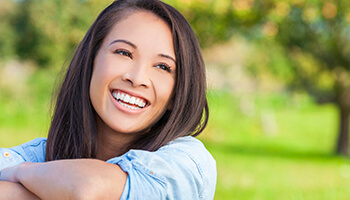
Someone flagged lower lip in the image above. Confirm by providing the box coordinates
[109,92,147,114]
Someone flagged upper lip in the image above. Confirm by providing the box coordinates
[110,89,150,105]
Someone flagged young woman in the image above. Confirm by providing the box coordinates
[0,0,216,199]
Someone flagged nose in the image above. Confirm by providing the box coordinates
[122,64,150,88]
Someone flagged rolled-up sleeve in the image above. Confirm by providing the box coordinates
[0,138,46,171]
[106,136,217,200]
[0,148,25,171]
[112,153,167,199]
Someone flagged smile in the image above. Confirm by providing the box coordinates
[112,90,148,110]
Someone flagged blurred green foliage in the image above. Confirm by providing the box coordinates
[170,0,350,154]
[1,77,350,199]
[1,0,350,199]
[201,91,350,199]
[0,0,110,67]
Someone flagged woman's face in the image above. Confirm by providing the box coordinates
[90,11,176,137]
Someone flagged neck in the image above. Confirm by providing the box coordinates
[96,135,128,161]
[95,118,136,161]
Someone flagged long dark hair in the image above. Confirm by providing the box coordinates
[46,0,209,161]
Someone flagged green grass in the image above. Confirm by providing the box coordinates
[199,91,350,200]
[0,69,54,146]
[1,70,350,199]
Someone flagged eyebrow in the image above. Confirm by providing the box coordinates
[159,54,176,64]
[109,39,137,49]
[109,39,176,63]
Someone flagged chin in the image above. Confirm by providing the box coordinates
[111,125,142,135]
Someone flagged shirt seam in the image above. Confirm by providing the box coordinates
[159,147,205,199]
[117,157,168,198]
[11,138,46,162]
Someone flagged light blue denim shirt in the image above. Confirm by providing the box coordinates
[0,136,216,199]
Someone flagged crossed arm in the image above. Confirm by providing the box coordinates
[0,159,127,200]
[0,181,40,200]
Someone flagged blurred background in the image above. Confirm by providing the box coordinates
[0,0,350,199]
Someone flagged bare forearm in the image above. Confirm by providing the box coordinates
[0,181,40,200]
[15,159,127,200]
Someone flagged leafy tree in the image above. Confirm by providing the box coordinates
[0,0,18,61]
[257,1,350,155]
[4,0,110,68]
[172,0,350,155]
[2,0,349,154]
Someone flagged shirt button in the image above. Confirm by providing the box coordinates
[3,152,11,158]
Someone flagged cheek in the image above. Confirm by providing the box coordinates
[154,75,176,103]
[90,58,116,92]
[90,62,110,107]
[90,69,105,99]
[89,71,102,112]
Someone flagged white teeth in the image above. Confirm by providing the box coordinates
[130,97,136,104]
[112,91,147,108]
[112,92,118,99]
[139,101,146,108]
[124,94,130,102]
[119,101,140,110]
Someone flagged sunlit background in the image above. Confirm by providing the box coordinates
[1,0,350,199]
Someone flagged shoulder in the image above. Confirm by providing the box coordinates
[160,136,215,166]
[107,136,217,200]
[0,138,46,171]
[160,136,217,199]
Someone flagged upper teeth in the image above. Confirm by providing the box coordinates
[112,91,147,108]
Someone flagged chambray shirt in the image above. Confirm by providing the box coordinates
[0,136,216,199]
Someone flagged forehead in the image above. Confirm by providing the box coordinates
[103,11,174,53]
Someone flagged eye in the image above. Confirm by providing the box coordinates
[114,49,133,59]
[155,63,172,73]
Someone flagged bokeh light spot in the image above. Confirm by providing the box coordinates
[263,22,279,37]
[303,6,318,22]
[275,2,291,17]
[232,0,255,11]
[322,2,337,19]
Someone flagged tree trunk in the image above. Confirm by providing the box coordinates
[335,104,350,155]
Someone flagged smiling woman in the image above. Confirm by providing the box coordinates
[0,0,216,199]
[90,11,177,158]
